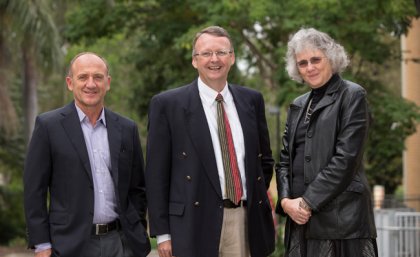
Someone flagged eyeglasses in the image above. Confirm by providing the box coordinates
[193,50,232,58]
[296,57,324,68]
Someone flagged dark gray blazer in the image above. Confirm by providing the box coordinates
[145,80,275,257]
[24,102,151,257]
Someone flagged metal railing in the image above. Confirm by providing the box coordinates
[375,209,420,257]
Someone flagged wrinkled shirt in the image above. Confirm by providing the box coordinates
[76,104,118,224]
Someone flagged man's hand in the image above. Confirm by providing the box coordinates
[35,248,52,257]
[157,240,173,257]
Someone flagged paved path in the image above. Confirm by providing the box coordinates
[2,249,159,257]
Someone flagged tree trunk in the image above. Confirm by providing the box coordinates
[22,42,38,143]
[0,33,18,135]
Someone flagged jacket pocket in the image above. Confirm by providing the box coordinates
[169,202,185,216]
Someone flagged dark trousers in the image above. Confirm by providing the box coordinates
[285,221,378,257]
[81,230,134,257]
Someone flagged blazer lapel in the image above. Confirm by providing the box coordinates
[313,95,335,115]
[61,103,93,182]
[184,82,222,198]
[105,109,121,186]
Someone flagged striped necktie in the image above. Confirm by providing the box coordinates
[215,93,243,204]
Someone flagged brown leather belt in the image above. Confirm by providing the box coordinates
[92,220,120,235]
[223,199,247,208]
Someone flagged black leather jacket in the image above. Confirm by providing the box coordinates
[276,75,377,240]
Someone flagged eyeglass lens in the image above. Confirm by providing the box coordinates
[195,50,231,58]
[297,57,323,68]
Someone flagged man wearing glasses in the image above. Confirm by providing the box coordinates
[145,26,275,257]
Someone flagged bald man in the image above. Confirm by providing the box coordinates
[24,52,150,257]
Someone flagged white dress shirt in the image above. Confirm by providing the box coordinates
[157,77,247,245]
[197,77,247,200]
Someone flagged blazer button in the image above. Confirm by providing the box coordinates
[307,130,313,138]
[181,152,188,158]
[257,176,262,181]
[186,175,192,181]
[194,201,200,207]
[259,200,263,205]
[305,155,311,162]
[258,153,262,158]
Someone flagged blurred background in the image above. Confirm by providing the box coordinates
[0,0,419,256]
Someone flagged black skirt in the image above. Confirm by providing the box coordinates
[285,221,378,257]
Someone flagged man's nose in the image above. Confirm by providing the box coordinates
[210,52,219,61]
[86,76,96,86]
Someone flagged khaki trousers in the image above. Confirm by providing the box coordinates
[218,207,250,257]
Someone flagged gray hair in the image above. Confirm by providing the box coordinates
[285,28,349,83]
[192,26,234,56]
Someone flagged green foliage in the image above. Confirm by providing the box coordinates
[0,0,419,249]
[0,132,25,244]
[4,0,63,70]
[363,77,420,192]
[0,185,25,244]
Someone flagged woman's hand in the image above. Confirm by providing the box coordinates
[281,197,312,225]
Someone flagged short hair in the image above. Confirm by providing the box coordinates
[67,52,110,77]
[192,26,234,56]
[285,28,349,83]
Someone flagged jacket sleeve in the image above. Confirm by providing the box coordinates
[275,107,292,215]
[145,96,172,237]
[303,88,370,212]
[129,123,148,229]
[256,92,275,189]
[23,116,52,248]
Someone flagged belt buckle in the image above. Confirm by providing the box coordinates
[95,224,108,235]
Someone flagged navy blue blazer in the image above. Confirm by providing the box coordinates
[146,80,275,257]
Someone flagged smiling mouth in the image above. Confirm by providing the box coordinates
[209,66,221,70]
[84,91,97,95]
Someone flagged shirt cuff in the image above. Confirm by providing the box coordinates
[156,234,171,244]
[35,242,52,253]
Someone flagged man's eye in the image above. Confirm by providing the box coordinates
[216,51,228,57]
[201,52,212,57]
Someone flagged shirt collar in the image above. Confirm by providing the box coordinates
[75,103,107,127]
[197,77,232,106]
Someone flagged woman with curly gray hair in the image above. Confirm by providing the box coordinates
[276,28,378,257]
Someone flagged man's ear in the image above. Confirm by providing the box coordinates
[66,77,73,91]
[192,57,198,69]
